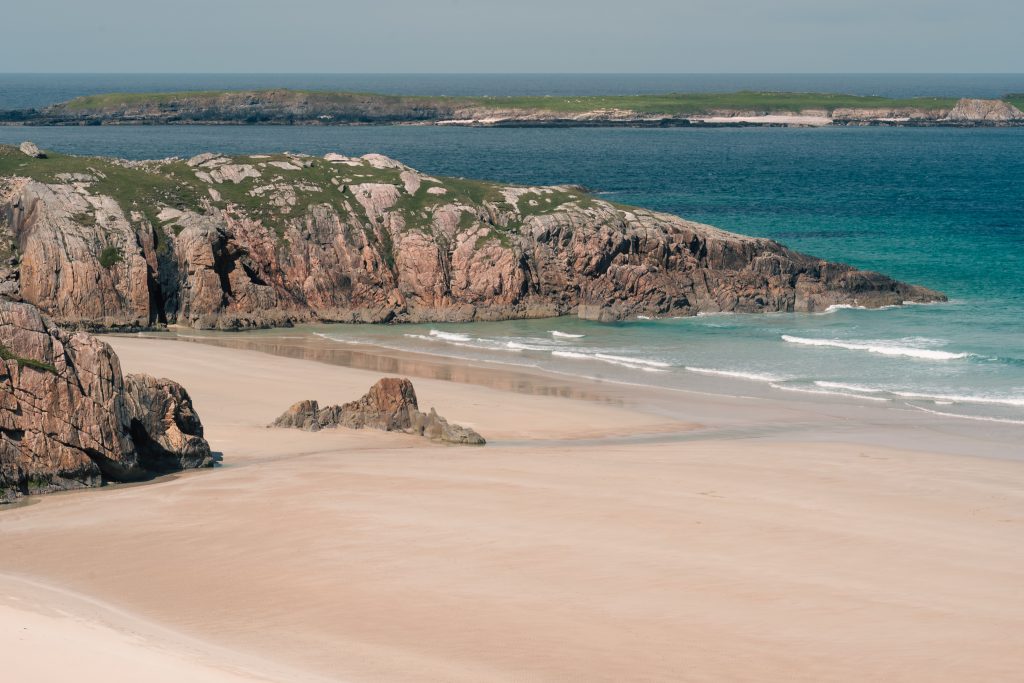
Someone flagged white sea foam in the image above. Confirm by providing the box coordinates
[823,304,867,313]
[312,332,361,344]
[769,383,890,402]
[552,351,589,360]
[685,367,783,383]
[428,330,472,342]
[504,340,549,351]
[813,381,886,394]
[552,350,668,372]
[781,335,970,361]
[549,330,585,339]
[893,390,1024,408]
[595,353,671,369]
[405,333,479,350]
[908,405,1024,426]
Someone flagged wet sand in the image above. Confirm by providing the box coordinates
[1,336,1022,681]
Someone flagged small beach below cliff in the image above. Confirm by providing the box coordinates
[1,335,1022,681]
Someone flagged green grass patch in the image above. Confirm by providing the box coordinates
[515,189,586,217]
[0,146,209,233]
[0,144,635,263]
[461,91,958,116]
[0,343,58,374]
[49,89,965,119]
[61,90,234,111]
[458,211,477,230]
[474,229,512,250]
[98,245,122,268]
[72,211,97,227]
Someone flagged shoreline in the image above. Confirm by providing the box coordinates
[129,327,1024,461]
[3,88,1022,128]
[4,118,1024,129]
[1,335,1022,680]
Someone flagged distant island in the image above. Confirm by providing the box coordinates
[2,89,1023,127]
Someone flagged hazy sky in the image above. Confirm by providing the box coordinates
[5,0,1022,73]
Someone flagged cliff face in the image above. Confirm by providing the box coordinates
[0,299,212,502]
[0,146,944,330]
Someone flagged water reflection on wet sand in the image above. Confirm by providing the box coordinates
[154,331,629,407]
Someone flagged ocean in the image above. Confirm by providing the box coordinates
[1,74,1022,425]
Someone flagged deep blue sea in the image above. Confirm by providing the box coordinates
[1,75,1022,425]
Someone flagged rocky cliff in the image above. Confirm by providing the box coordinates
[0,145,944,330]
[0,299,212,502]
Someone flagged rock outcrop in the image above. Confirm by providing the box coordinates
[123,373,212,472]
[943,98,1024,123]
[270,399,344,432]
[271,377,485,445]
[0,300,212,503]
[0,146,945,330]
[19,141,45,159]
[338,377,421,431]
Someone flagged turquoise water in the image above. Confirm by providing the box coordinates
[1,112,1022,424]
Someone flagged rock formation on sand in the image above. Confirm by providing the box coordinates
[0,299,212,503]
[943,98,1024,123]
[271,377,485,445]
[0,145,945,330]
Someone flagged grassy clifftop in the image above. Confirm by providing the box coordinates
[7,89,1024,126]
[52,89,959,116]
[0,144,599,245]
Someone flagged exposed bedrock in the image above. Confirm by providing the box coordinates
[943,98,1024,122]
[271,377,486,445]
[0,299,212,503]
[0,147,945,330]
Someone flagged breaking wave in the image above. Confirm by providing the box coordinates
[781,335,970,361]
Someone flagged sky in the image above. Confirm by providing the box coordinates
[3,0,1023,73]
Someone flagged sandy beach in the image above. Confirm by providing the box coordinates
[1,335,1022,681]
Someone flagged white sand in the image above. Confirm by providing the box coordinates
[690,115,833,126]
[1,337,1022,681]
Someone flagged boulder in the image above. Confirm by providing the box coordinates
[269,377,485,445]
[123,373,213,472]
[0,300,212,503]
[409,407,486,445]
[269,399,344,432]
[340,377,419,431]
[271,399,323,431]
[19,141,45,159]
